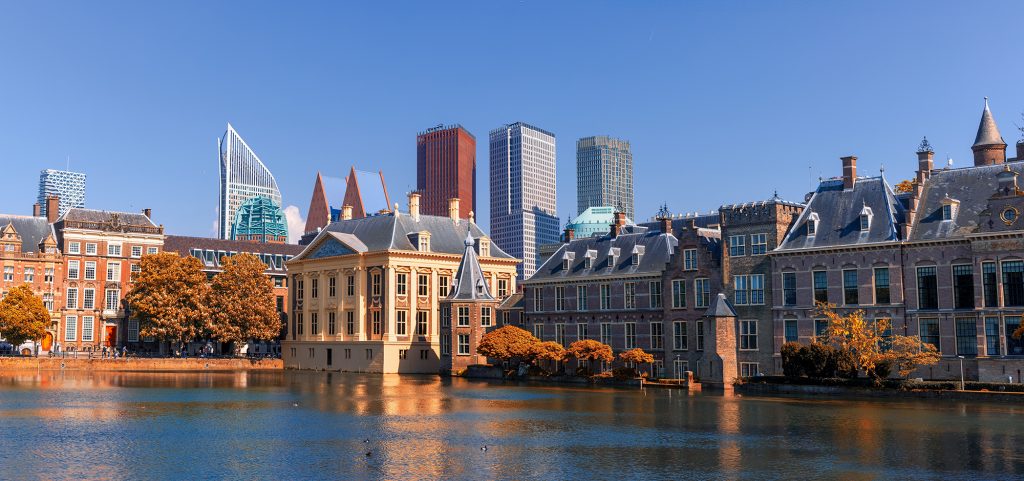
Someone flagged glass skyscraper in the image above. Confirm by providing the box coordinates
[218,123,284,242]
[489,122,559,280]
[576,136,634,219]
[37,169,86,218]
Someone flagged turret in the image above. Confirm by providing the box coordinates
[972,97,1007,166]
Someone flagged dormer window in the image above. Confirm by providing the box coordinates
[859,206,873,232]
[607,247,620,268]
[584,257,592,269]
[561,251,575,271]
[631,253,639,265]
[562,259,570,270]
[806,212,819,236]
[941,205,952,221]
[940,195,959,221]
[631,245,645,266]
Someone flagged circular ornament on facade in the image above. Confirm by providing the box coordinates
[1001,206,1020,225]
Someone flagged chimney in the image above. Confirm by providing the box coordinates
[1016,140,1024,162]
[32,203,41,217]
[142,208,152,219]
[45,195,59,223]
[448,198,460,224]
[610,210,627,237]
[341,205,353,220]
[408,193,420,221]
[916,137,934,184]
[659,217,673,236]
[563,225,575,242]
[997,165,1020,195]
[841,156,857,190]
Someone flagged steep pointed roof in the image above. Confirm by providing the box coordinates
[341,166,392,219]
[974,97,1006,147]
[304,172,331,234]
[704,293,737,318]
[448,232,495,301]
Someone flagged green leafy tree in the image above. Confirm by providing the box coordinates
[208,253,281,354]
[0,285,49,354]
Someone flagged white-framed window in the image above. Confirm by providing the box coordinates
[498,279,508,298]
[81,316,94,342]
[68,260,80,280]
[650,281,662,308]
[66,288,78,309]
[418,274,429,297]
[696,321,705,351]
[533,324,544,340]
[85,243,97,255]
[600,323,612,346]
[396,273,407,296]
[625,322,636,349]
[751,234,768,255]
[131,246,143,258]
[683,249,698,270]
[128,319,139,342]
[631,253,640,266]
[740,362,760,378]
[533,288,544,312]
[440,334,451,356]
[347,275,355,296]
[733,274,764,306]
[68,242,81,254]
[107,262,121,282]
[650,322,663,350]
[555,286,566,311]
[438,276,449,298]
[674,359,689,378]
[371,272,381,297]
[728,235,745,257]
[734,275,749,305]
[2,266,13,282]
[130,264,141,282]
[44,268,54,283]
[600,284,611,310]
[396,310,407,336]
[82,288,95,309]
[23,268,34,282]
[416,311,428,335]
[695,278,710,308]
[311,278,319,299]
[673,321,687,350]
[740,320,758,350]
[576,285,587,311]
[310,312,319,335]
[457,334,470,355]
[146,247,158,255]
[672,280,686,308]
[64,316,77,341]
[457,306,470,327]
[106,243,121,257]
[577,322,588,340]
[84,261,96,280]
[751,274,764,305]
[481,307,492,327]
[43,293,54,311]
[555,323,566,346]
[624,282,636,309]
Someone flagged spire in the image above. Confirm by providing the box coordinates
[447,231,494,301]
[974,97,1006,148]
[304,171,331,234]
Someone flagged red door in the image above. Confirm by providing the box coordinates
[105,326,117,347]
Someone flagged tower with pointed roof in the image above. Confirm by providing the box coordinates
[439,232,500,374]
[304,172,331,235]
[972,97,1007,167]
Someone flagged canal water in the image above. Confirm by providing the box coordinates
[0,371,1021,480]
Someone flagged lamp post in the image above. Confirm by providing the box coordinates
[957,355,965,391]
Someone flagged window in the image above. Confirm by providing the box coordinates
[127,319,139,342]
[696,321,704,351]
[438,276,449,297]
[952,265,974,309]
[740,320,758,350]
[66,288,77,309]
[671,280,686,308]
[740,362,760,378]
[44,268,53,283]
[498,279,508,298]
[130,264,140,282]
[23,268,34,282]
[955,318,977,356]
[68,260,79,280]
[555,286,566,311]
[941,204,952,221]
[695,278,710,308]
[81,317,94,342]
[576,285,587,311]
[577,322,588,340]
[809,270,827,304]
[651,322,663,350]
[64,316,77,341]
[751,274,764,305]
[870,267,890,305]
[917,266,938,309]
[983,262,998,307]
[417,311,428,334]
[555,323,566,346]
[457,306,470,327]
[2,266,12,282]
[296,279,304,300]
[440,335,451,356]
[83,288,95,309]
[584,256,593,270]
[502,311,510,325]
[734,275,749,305]
[843,269,858,305]
[105,289,120,310]
[345,348,352,359]
[441,307,450,328]
[85,243,97,255]
[347,275,355,296]
[372,310,381,335]
[418,274,429,297]
[346,311,354,335]
[1007,318,1024,355]
[533,288,544,312]
[751,234,767,255]
[146,247,158,255]
[533,324,544,340]
[860,214,870,231]
[68,242,81,254]
[683,249,698,270]
[807,218,817,236]
[919,318,939,350]
[371,272,381,297]
[457,334,470,355]
[399,349,408,360]
[396,311,407,336]
[311,278,319,299]
[328,312,336,335]
[481,307,492,327]
[785,319,798,343]
[107,262,120,282]
[782,272,796,306]
[814,319,828,340]
[600,284,611,310]
[600,323,612,346]
[631,253,640,266]
[728,235,745,257]
[562,258,571,271]
[329,276,337,297]
[43,293,54,311]
[131,246,142,258]
[1002,260,1024,307]
[674,359,689,378]
[624,282,636,309]
[296,313,304,335]
[985,317,1001,356]
[673,321,687,350]
[396,273,407,296]
[650,281,662,308]
[625,322,636,349]
[107,243,121,257]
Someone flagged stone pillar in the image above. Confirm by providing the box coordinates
[385,266,396,341]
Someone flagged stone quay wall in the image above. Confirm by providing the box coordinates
[0,357,283,371]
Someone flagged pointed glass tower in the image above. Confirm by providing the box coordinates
[218,123,283,240]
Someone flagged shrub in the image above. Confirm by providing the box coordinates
[834,348,859,379]
[780,342,804,377]
[872,360,893,379]
[611,367,636,380]
[804,343,838,378]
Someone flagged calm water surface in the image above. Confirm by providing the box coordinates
[0,370,1022,480]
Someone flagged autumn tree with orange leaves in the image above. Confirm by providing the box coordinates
[0,285,50,353]
[208,253,281,354]
[618,348,655,377]
[817,304,938,380]
[125,253,210,351]
[477,325,540,365]
[567,339,614,375]
[895,179,914,194]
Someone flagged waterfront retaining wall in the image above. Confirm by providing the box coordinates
[737,380,1024,403]
[0,357,283,371]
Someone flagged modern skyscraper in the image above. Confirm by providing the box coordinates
[218,123,283,241]
[37,169,86,218]
[490,122,559,280]
[576,136,634,219]
[417,124,476,219]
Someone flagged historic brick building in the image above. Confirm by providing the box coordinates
[0,203,63,353]
[439,233,501,374]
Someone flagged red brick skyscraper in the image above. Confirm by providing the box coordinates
[416,124,476,219]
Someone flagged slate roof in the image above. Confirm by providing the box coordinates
[638,213,720,232]
[497,291,524,310]
[60,208,157,227]
[0,215,54,253]
[778,176,905,251]
[298,212,514,259]
[974,99,1006,147]
[163,235,303,256]
[527,230,677,283]
[908,162,1024,241]
[704,293,737,318]
[448,233,494,301]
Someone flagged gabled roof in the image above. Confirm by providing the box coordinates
[304,172,331,234]
[974,98,1006,148]
[778,176,905,251]
[704,293,737,318]
[527,230,677,282]
[908,162,1024,241]
[0,215,53,253]
[448,233,494,301]
[341,166,391,219]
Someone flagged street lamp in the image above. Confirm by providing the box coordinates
[957,355,965,391]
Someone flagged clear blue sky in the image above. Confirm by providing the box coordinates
[2,1,1022,242]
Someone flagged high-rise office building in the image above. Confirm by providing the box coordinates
[490,122,559,280]
[37,169,86,218]
[576,136,634,219]
[417,124,476,219]
[218,123,284,241]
